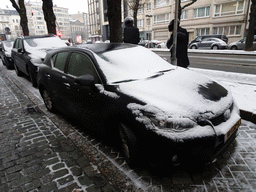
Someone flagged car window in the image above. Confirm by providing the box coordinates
[17,39,23,49]
[67,52,99,83]
[53,52,69,72]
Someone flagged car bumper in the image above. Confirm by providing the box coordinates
[142,112,241,165]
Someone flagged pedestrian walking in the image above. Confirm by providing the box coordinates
[123,17,140,45]
[166,19,190,68]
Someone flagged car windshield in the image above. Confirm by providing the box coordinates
[91,44,175,83]
[24,36,67,51]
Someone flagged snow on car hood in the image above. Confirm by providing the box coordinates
[118,67,233,120]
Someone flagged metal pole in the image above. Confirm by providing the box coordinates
[171,0,179,66]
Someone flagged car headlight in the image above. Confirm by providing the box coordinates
[147,114,197,132]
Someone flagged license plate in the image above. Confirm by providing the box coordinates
[225,118,241,142]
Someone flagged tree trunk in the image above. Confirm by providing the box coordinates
[133,0,140,28]
[42,0,57,35]
[10,0,29,36]
[107,0,122,42]
[245,0,256,51]
[124,0,128,19]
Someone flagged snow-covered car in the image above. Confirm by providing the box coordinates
[189,38,228,50]
[11,34,67,87]
[0,40,14,69]
[37,43,241,166]
[228,35,256,50]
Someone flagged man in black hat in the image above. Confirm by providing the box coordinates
[166,19,190,68]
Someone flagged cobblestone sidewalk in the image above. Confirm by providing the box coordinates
[0,72,116,191]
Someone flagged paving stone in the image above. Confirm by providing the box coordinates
[57,174,74,185]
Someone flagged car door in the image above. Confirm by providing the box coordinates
[12,38,27,74]
[62,51,102,119]
[45,51,70,112]
[201,38,213,49]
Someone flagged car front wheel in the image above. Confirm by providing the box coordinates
[212,45,219,50]
[191,45,197,49]
[41,88,55,112]
[230,46,238,50]
[119,123,139,166]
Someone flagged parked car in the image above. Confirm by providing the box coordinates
[190,34,228,46]
[228,35,256,50]
[189,38,228,50]
[37,43,241,166]
[138,40,149,47]
[11,34,67,87]
[0,40,14,69]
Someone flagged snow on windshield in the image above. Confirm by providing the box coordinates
[94,46,175,83]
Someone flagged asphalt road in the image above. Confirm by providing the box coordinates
[153,49,256,75]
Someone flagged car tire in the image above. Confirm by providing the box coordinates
[191,45,197,49]
[14,62,22,76]
[41,88,55,112]
[212,45,219,50]
[119,123,139,166]
[230,46,238,50]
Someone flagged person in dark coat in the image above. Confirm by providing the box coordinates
[123,17,140,44]
[166,19,190,68]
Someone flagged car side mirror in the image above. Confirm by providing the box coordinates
[18,48,23,53]
[74,74,95,87]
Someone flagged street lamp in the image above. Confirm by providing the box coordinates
[146,14,152,48]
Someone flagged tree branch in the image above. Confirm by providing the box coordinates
[181,0,197,10]
[10,0,20,13]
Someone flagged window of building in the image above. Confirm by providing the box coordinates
[180,10,188,20]
[214,1,244,17]
[213,25,241,35]
[154,0,169,8]
[193,6,210,18]
[147,3,151,11]
[137,20,143,28]
[196,28,210,36]
[154,13,169,24]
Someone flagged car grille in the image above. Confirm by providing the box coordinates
[209,103,234,126]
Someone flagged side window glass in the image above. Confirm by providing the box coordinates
[18,39,23,49]
[67,52,99,83]
[53,52,69,72]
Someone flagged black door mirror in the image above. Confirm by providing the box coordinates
[74,74,95,87]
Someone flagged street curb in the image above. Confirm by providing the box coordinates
[2,72,143,191]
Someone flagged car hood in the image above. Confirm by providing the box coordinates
[118,68,233,120]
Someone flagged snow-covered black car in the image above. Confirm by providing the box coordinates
[37,43,241,166]
[0,40,14,69]
[11,34,67,87]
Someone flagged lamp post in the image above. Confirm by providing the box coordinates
[146,14,152,48]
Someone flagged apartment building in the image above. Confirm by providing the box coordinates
[137,0,251,44]
[0,9,22,40]
[89,0,251,44]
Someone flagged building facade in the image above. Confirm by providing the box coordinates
[88,0,251,44]
[136,0,251,44]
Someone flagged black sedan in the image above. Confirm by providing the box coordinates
[189,37,228,50]
[11,34,67,87]
[37,43,241,166]
[0,40,14,69]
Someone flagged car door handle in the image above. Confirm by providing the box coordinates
[45,74,51,78]
[63,82,70,88]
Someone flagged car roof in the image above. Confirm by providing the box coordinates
[19,34,56,40]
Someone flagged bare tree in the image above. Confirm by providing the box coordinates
[107,0,122,42]
[127,0,148,28]
[10,0,29,36]
[245,0,256,51]
[42,0,56,35]
[178,0,197,20]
